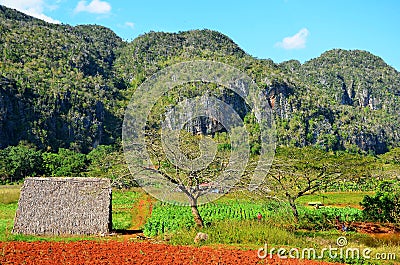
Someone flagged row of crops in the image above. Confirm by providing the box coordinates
[143,200,363,236]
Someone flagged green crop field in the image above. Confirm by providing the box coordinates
[143,201,364,236]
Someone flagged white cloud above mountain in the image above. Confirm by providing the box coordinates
[0,0,60,23]
[275,28,309,50]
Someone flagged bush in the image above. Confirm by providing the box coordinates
[360,180,400,224]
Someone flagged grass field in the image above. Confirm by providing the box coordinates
[0,185,21,204]
[296,191,374,208]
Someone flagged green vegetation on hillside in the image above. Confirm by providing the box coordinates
[277,49,400,154]
[1,5,400,157]
[0,5,125,152]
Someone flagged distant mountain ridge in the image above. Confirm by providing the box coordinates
[0,5,399,154]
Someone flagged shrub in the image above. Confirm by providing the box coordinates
[360,180,400,224]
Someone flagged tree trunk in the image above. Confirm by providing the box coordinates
[190,197,204,228]
[288,197,299,222]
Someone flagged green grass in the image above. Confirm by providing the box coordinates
[143,200,364,236]
[143,194,399,264]
[168,219,305,248]
[112,190,140,207]
[112,211,133,230]
[0,187,20,241]
[165,219,400,264]
[298,206,363,230]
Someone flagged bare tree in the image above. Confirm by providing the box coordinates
[143,129,230,228]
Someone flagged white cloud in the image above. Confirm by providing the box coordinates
[0,0,60,24]
[74,0,111,14]
[124,21,134,29]
[275,28,309,50]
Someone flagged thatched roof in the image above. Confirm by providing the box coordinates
[13,177,112,235]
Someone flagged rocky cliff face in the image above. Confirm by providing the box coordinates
[0,76,31,148]
[275,49,400,153]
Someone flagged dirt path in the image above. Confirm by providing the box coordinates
[130,193,156,230]
[0,241,341,265]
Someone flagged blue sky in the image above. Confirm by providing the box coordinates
[1,0,399,70]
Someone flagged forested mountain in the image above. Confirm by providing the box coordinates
[0,5,125,153]
[276,50,400,153]
[1,5,399,154]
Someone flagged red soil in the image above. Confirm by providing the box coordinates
[0,241,341,265]
[350,222,400,234]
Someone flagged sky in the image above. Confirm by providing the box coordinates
[0,0,399,70]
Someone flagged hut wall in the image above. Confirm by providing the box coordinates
[12,177,112,235]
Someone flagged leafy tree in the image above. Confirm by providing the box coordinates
[42,148,87,177]
[0,142,43,182]
[87,145,115,171]
[41,152,62,177]
[86,145,136,188]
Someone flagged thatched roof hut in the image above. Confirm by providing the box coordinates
[13,177,112,235]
